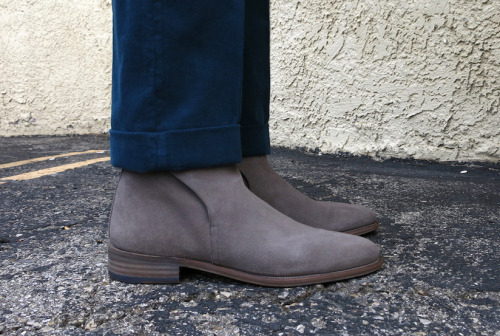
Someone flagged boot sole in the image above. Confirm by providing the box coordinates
[108,243,383,287]
[343,221,380,236]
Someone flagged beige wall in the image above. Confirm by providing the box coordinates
[1,0,499,162]
[0,0,112,135]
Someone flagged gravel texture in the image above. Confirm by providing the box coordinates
[0,135,499,335]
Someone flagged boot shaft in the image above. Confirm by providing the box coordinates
[109,170,212,261]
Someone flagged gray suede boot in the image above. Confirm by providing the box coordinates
[236,156,379,235]
[108,166,382,287]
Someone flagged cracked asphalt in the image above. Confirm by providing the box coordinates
[0,135,499,335]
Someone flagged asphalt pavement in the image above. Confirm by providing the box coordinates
[0,135,499,335]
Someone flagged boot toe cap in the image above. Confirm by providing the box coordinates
[325,202,379,234]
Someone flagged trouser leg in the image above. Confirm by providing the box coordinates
[240,0,271,157]
[110,1,246,172]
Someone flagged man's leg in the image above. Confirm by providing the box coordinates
[108,0,382,286]
[236,1,379,235]
[111,0,245,172]
[239,0,271,157]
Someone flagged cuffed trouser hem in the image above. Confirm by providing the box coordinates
[240,124,271,157]
[110,125,242,172]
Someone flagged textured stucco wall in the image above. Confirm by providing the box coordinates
[1,0,499,162]
[270,0,500,161]
[0,0,112,135]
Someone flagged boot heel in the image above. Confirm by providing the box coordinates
[108,244,180,284]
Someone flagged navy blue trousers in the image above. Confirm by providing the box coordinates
[110,1,270,172]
